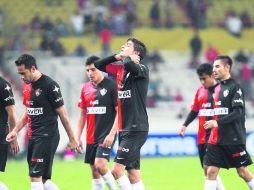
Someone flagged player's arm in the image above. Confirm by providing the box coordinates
[179,111,198,136]
[94,55,117,72]
[123,56,148,78]
[5,105,19,154]
[103,107,118,148]
[6,111,28,142]
[76,108,87,150]
[56,106,82,153]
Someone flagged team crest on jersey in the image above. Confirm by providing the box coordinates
[35,88,42,96]
[100,88,107,96]
[223,89,229,97]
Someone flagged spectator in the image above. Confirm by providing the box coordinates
[74,43,86,57]
[70,10,84,36]
[205,43,219,63]
[225,11,242,37]
[149,0,161,28]
[30,13,42,31]
[240,10,252,28]
[55,18,69,37]
[235,49,248,64]
[50,36,65,56]
[240,63,252,100]
[99,25,112,57]
[190,31,202,59]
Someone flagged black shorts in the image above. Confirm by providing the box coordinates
[204,144,253,169]
[85,144,113,165]
[114,131,148,170]
[0,144,8,172]
[27,135,59,179]
[198,144,207,167]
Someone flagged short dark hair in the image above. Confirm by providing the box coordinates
[215,55,233,69]
[197,63,213,76]
[15,54,37,69]
[85,55,100,66]
[127,38,147,60]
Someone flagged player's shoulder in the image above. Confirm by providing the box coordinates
[43,74,60,87]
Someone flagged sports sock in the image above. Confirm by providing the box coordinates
[0,181,9,190]
[204,179,217,190]
[116,175,132,190]
[131,180,145,190]
[102,170,117,190]
[92,178,104,190]
[216,175,226,190]
[247,178,254,190]
[43,180,60,190]
[31,182,44,190]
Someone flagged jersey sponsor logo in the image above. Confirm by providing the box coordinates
[87,107,106,114]
[100,88,107,96]
[202,102,211,108]
[55,97,63,102]
[4,96,14,102]
[35,88,42,96]
[223,89,229,97]
[199,108,228,116]
[90,100,99,105]
[214,108,228,115]
[53,85,60,93]
[27,107,43,115]
[118,90,131,99]
[199,109,214,116]
[234,98,244,104]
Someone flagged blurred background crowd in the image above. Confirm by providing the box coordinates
[0,0,254,155]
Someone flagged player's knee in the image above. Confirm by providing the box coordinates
[237,167,250,180]
[127,170,140,183]
[206,167,218,179]
[94,161,107,174]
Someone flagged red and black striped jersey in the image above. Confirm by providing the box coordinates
[78,78,117,144]
[95,56,149,132]
[191,84,219,144]
[0,77,15,141]
[23,74,63,138]
[208,78,246,145]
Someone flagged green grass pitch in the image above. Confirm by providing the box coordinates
[1,157,254,190]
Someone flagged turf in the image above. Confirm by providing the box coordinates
[1,157,253,190]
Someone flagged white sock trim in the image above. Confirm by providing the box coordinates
[116,175,132,190]
[0,181,9,190]
[102,170,117,190]
[131,180,145,190]
[44,180,60,190]
[247,178,254,189]
[31,182,44,190]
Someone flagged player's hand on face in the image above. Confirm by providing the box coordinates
[204,120,218,129]
[178,125,187,137]
[10,139,20,155]
[103,134,114,148]
[6,131,17,142]
[129,54,140,64]
[115,53,125,61]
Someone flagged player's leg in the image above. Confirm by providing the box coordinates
[112,162,131,190]
[42,135,60,190]
[200,144,226,190]
[90,164,105,190]
[27,139,44,190]
[127,168,145,190]
[236,166,254,189]
[0,144,9,190]
[94,146,116,190]
[86,144,104,190]
[0,181,9,190]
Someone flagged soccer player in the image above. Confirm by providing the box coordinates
[76,56,117,190]
[94,38,149,190]
[178,63,226,190]
[203,55,254,190]
[0,77,19,190]
[6,54,81,190]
